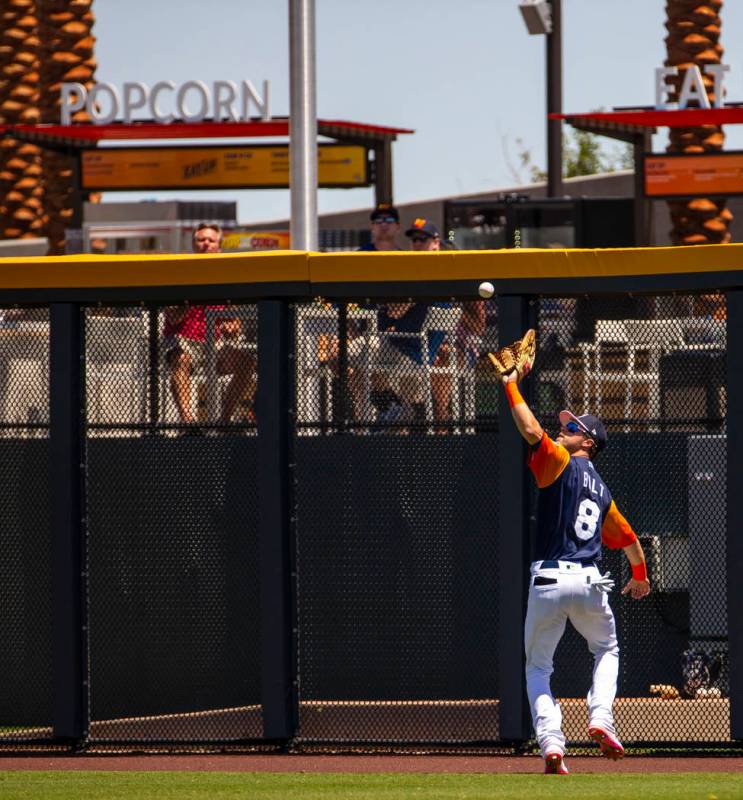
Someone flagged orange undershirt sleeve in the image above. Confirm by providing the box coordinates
[527,433,571,488]
[601,500,638,549]
[504,382,524,408]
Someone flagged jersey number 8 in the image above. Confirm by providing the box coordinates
[574,498,600,541]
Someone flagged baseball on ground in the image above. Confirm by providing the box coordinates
[478,280,494,299]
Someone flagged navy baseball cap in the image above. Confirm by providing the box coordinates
[559,410,608,452]
[405,218,440,239]
[370,203,400,222]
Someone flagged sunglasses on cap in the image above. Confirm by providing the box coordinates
[410,235,431,243]
[372,215,398,224]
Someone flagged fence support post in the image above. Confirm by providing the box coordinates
[50,303,87,742]
[496,294,533,742]
[257,300,297,741]
[727,289,743,739]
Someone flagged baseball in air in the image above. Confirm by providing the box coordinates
[478,280,494,299]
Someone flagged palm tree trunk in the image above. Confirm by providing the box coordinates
[665,0,732,244]
[38,0,96,254]
[0,0,44,239]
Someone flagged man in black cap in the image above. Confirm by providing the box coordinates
[501,367,650,775]
[402,217,466,427]
[405,217,442,251]
[359,203,402,251]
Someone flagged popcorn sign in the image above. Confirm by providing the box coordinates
[60,79,271,125]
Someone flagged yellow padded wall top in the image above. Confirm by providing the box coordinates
[0,250,309,289]
[0,243,741,290]
[308,244,743,283]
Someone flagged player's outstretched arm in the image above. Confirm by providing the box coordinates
[621,538,651,599]
[503,372,543,445]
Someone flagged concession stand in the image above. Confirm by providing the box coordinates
[0,117,413,254]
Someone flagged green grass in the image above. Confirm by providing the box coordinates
[0,772,741,800]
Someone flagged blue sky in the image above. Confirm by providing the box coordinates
[93,0,743,223]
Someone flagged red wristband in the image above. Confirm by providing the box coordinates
[631,562,648,582]
[505,382,524,408]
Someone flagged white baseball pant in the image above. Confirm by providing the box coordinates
[524,560,619,757]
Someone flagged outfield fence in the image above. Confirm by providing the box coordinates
[0,246,741,753]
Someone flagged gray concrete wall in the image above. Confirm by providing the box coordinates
[85,172,743,248]
[310,174,743,247]
[84,200,237,224]
[241,171,637,242]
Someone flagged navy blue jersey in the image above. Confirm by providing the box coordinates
[528,434,613,563]
[356,243,403,251]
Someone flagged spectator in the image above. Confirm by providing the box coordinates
[163,223,255,426]
[454,300,486,369]
[406,217,441,251]
[359,203,403,251]
[369,301,449,426]
[320,203,401,424]
[409,226,486,371]
[401,219,450,424]
[697,292,726,321]
[333,215,453,429]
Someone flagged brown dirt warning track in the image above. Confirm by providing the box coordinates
[0,754,741,773]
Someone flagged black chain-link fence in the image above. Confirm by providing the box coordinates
[0,308,53,744]
[535,294,727,747]
[0,291,736,751]
[294,300,498,435]
[294,297,500,742]
[84,305,262,743]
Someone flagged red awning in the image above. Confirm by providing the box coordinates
[0,118,415,147]
[552,107,743,129]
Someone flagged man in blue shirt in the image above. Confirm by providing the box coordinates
[358,203,402,251]
[370,218,451,426]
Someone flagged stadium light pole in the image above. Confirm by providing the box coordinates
[289,0,318,250]
[518,0,563,197]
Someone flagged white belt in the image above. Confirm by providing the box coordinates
[531,559,595,575]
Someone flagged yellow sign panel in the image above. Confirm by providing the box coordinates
[644,152,743,197]
[221,230,291,251]
[82,145,368,190]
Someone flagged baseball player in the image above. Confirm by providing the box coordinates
[502,371,651,775]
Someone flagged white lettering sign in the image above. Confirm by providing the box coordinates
[88,83,121,124]
[149,81,175,124]
[678,65,711,110]
[704,64,729,108]
[176,80,210,122]
[655,67,679,110]
[60,79,271,125]
[655,63,731,111]
[213,80,238,122]
[122,82,147,123]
